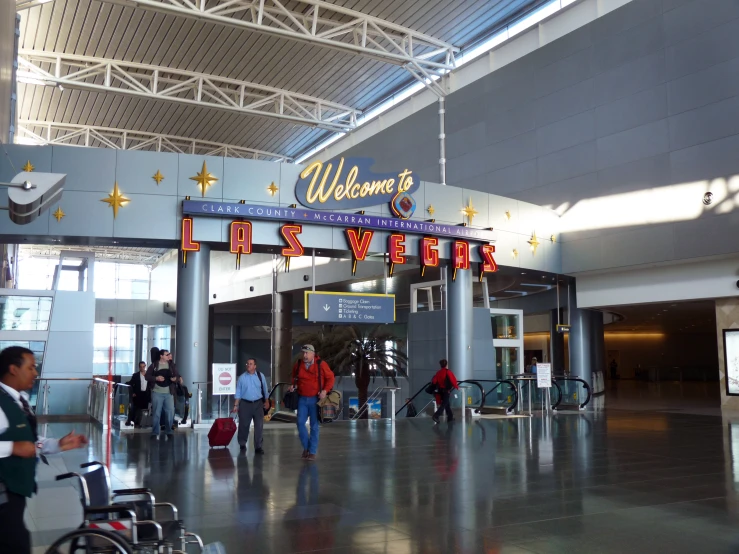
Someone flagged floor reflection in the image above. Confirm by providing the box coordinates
[28,402,739,553]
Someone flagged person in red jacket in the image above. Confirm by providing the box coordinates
[432,359,459,424]
[289,345,335,461]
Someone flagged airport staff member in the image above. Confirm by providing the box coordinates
[0,346,88,553]
[232,358,269,454]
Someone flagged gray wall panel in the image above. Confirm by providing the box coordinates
[223,157,281,202]
[595,85,667,137]
[52,191,114,238]
[51,146,117,192]
[667,57,739,115]
[590,16,664,74]
[113,193,177,240]
[536,110,595,156]
[668,96,739,151]
[116,150,179,196]
[537,142,597,186]
[592,51,665,105]
[662,0,739,46]
[595,119,669,169]
[664,18,739,80]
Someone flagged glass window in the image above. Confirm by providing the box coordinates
[495,346,519,379]
[93,323,136,376]
[0,296,53,331]
[94,263,149,300]
[491,314,520,339]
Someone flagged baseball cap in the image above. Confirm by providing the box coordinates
[301,344,315,352]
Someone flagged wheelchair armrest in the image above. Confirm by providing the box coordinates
[84,506,137,520]
[153,502,178,520]
[185,531,204,548]
[135,520,164,542]
[80,461,104,469]
[112,488,150,495]
[55,472,78,481]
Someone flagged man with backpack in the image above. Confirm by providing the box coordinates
[289,345,335,461]
[232,358,270,454]
[431,359,459,424]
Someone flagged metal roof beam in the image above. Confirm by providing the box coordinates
[99,0,458,77]
[17,121,292,162]
[17,51,360,132]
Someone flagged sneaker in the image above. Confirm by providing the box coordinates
[255,448,264,455]
[305,453,316,461]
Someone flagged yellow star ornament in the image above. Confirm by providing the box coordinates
[22,160,34,172]
[52,207,65,222]
[190,161,218,197]
[153,170,164,185]
[267,182,279,196]
[461,198,478,225]
[101,182,130,219]
[528,232,541,255]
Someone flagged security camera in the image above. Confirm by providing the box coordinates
[303,275,310,282]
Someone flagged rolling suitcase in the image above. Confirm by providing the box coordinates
[208,417,237,448]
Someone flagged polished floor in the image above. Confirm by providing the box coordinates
[29,395,739,553]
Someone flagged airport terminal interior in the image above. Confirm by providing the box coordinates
[2,0,739,551]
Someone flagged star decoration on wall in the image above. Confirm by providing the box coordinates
[505,210,511,221]
[528,232,541,255]
[52,207,65,222]
[101,182,130,219]
[189,161,218,197]
[267,182,279,196]
[22,160,34,172]
[550,234,557,243]
[427,205,435,216]
[461,198,478,225]
[512,249,518,258]
[152,170,164,185]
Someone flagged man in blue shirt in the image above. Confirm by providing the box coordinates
[231,358,269,454]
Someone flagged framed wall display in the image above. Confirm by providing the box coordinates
[723,329,739,396]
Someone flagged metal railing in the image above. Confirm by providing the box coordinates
[470,379,519,415]
[551,376,592,410]
[351,386,399,420]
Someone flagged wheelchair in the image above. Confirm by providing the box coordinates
[44,461,204,553]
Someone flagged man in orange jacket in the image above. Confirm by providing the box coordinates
[431,359,459,424]
[289,345,335,461]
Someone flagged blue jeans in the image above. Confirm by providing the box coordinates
[297,395,319,454]
[151,391,174,436]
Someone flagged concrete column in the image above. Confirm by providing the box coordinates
[175,245,210,390]
[568,281,593,385]
[447,268,473,381]
[134,324,144,369]
[592,312,605,378]
[549,308,565,373]
[273,292,293,385]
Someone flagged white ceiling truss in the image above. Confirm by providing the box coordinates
[19,244,170,265]
[15,0,49,10]
[17,51,361,132]
[17,120,292,161]
[100,0,458,90]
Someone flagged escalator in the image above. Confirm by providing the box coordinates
[396,380,517,418]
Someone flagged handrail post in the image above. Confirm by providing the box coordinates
[390,388,395,421]
[196,384,203,424]
[42,381,49,416]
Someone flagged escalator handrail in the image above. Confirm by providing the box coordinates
[551,376,592,410]
[267,382,291,402]
[456,380,486,413]
[395,382,432,416]
[477,379,519,415]
[507,375,563,409]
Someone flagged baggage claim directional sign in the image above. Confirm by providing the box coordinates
[305,292,395,324]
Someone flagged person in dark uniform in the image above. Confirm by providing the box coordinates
[126,361,150,427]
[0,346,88,554]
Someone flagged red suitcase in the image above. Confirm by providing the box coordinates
[208,417,237,448]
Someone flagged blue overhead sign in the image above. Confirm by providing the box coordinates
[305,292,395,324]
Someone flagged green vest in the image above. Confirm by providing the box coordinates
[0,392,37,497]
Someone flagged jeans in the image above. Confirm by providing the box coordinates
[151,391,174,436]
[297,395,319,454]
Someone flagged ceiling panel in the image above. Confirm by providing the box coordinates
[17,0,542,158]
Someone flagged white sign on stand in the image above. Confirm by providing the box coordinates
[212,363,237,395]
[536,363,552,388]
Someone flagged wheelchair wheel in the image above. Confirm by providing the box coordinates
[44,528,134,554]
